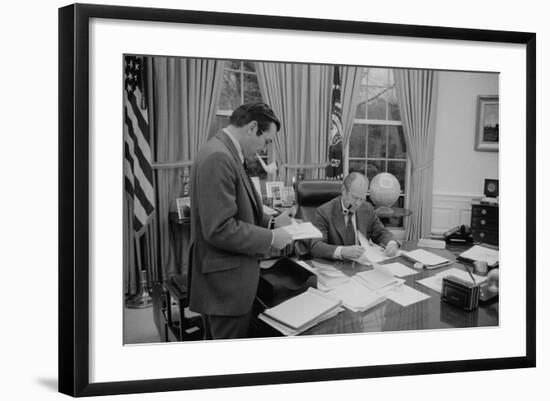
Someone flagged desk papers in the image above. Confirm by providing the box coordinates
[417,267,488,293]
[281,222,323,240]
[310,261,350,289]
[382,262,418,277]
[259,307,343,336]
[262,204,278,215]
[458,245,499,266]
[262,287,342,330]
[352,232,390,264]
[384,285,430,307]
[354,268,401,291]
[403,249,451,269]
[327,279,386,312]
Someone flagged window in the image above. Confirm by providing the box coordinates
[209,60,268,179]
[347,68,408,228]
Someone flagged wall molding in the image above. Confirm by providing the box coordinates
[431,192,481,235]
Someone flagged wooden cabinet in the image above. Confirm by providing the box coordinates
[470,203,499,245]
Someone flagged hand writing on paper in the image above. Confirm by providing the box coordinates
[341,245,365,260]
[383,240,399,257]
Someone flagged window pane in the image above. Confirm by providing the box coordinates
[387,126,406,159]
[355,85,367,118]
[243,73,262,104]
[349,160,367,175]
[366,160,385,182]
[247,157,267,180]
[208,115,229,139]
[243,61,255,72]
[388,87,401,120]
[387,160,406,193]
[226,60,241,70]
[219,70,241,110]
[367,68,388,87]
[367,86,387,120]
[367,125,386,158]
[350,124,367,157]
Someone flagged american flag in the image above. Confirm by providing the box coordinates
[326,66,343,178]
[124,56,155,234]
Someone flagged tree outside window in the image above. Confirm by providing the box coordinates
[209,60,268,180]
[348,68,408,228]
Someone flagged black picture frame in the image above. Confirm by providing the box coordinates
[58,3,536,397]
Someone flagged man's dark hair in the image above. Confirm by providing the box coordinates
[229,102,281,134]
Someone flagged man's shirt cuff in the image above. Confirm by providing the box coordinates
[333,246,343,260]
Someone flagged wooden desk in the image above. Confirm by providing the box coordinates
[253,241,498,337]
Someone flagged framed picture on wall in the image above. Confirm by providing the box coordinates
[59,3,535,397]
[475,95,499,152]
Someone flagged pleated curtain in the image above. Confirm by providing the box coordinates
[394,69,439,241]
[339,66,364,169]
[152,57,225,279]
[255,62,333,183]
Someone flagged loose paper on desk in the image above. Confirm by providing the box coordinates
[382,262,418,277]
[354,268,400,291]
[262,204,278,215]
[310,260,349,290]
[281,222,323,240]
[354,231,391,264]
[404,249,451,269]
[384,285,430,307]
[416,267,487,293]
[327,279,386,312]
[459,245,499,266]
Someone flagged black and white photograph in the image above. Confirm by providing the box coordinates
[48,1,541,399]
[122,54,501,344]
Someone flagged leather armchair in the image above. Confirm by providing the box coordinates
[294,180,343,222]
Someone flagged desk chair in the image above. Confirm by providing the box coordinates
[295,179,343,222]
[293,180,342,259]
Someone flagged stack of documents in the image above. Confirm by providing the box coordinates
[417,267,488,293]
[311,260,350,290]
[354,268,402,291]
[457,245,499,267]
[281,222,323,240]
[259,288,343,335]
[327,279,386,312]
[381,262,418,278]
[403,249,452,269]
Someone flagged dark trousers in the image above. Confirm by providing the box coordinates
[202,313,251,340]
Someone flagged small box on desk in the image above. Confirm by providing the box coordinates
[256,257,317,310]
[441,275,480,311]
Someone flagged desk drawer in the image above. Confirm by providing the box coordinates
[471,216,498,229]
[471,227,498,245]
[471,205,498,219]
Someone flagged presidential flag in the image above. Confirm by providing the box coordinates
[124,56,155,234]
[326,66,343,179]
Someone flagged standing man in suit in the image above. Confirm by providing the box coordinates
[188,102,293,340]
[310,172,399,260]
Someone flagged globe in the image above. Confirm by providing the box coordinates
[369,172,401,214]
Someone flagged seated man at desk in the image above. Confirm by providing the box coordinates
[310,172,399,261]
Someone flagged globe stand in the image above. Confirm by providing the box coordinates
[375,205,395,216]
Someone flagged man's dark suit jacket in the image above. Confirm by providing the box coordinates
[310,196,394,259]
[188,131,272,316]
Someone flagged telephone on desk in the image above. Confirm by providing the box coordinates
[444,224,473,244]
